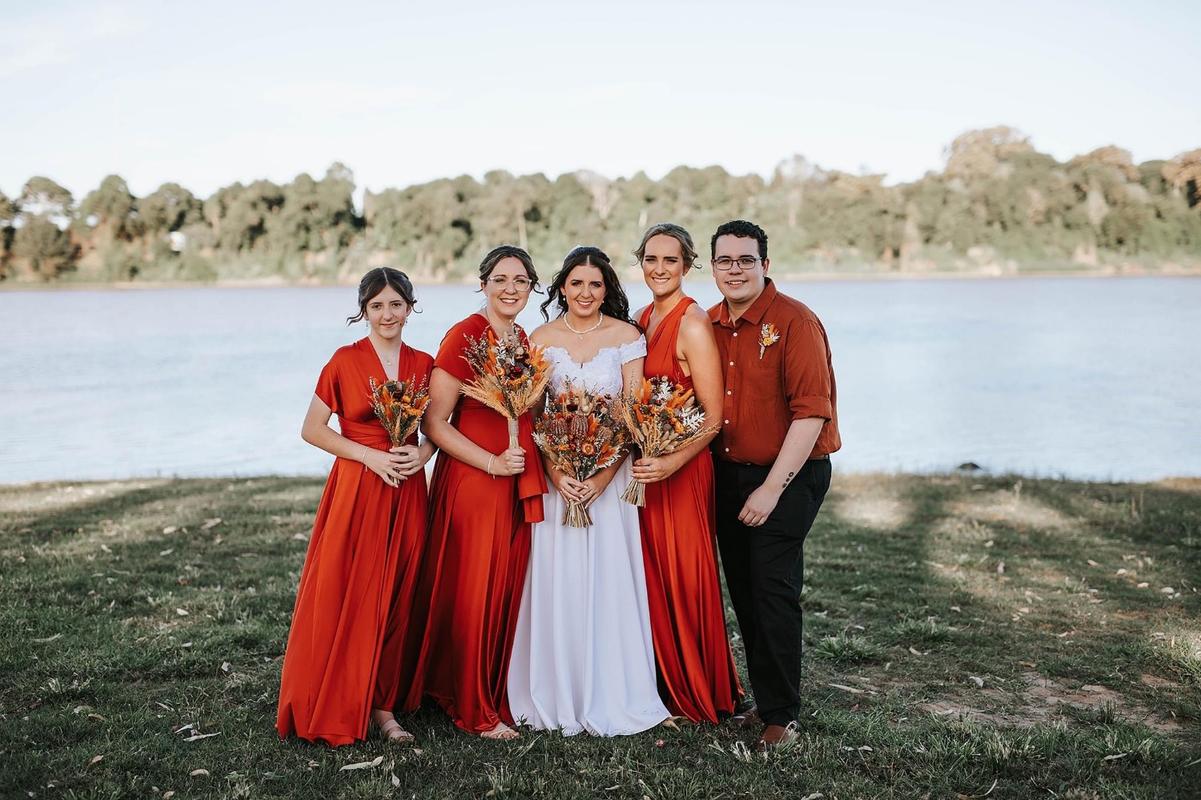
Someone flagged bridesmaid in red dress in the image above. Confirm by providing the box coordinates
[277,267,436,746]
[630,224,743,723]
[402,246,547,740]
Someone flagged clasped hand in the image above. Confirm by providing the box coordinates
[364,445,424,487]
[630,453,682,485]
[490,446,526,477]
[551,470,602,508]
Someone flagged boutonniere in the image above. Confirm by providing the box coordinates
[758,322,780,359]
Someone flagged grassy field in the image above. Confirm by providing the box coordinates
[1,473,1198,799]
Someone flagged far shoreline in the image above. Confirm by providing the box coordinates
[3,265,1200,293]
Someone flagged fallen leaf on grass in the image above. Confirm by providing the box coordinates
[996,561,1005,575]
[202,518,222,530]
[33,633,63,644]
[908,647,925,656]
[800,793,824,800]
[163,792,175,799]
[163,526,179,534]
[159,549,174,556]
[88,755,105,767]
[292,532,309,541]
[828,683,865,694]
[183,732,221,742]
[969,676,985,688]
[1087,559,1100,567]
[175,608,189,617]
[339,756,384,771]
[189,769,209,778]
[1103,753,1129,762]
[1137,582,1149,588]
[220,661,232,674]
[392,772,400,788]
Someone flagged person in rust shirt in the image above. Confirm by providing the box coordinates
[707,219,840,749]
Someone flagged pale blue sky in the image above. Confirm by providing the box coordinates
[2,0,1197,201]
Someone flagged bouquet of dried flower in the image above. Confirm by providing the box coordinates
[369,376,431,447]
[533,382,629,527]
[618,376,716,506]
[460,327,551,448]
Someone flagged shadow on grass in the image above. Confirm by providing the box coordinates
[1,474,1199,799]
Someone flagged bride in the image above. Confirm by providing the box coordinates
[507,246,670,736]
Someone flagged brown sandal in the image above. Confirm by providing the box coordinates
[372,709,414,743]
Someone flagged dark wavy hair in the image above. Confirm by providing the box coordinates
[540,245,632,323]
[633,222,700,270]
[477,244,540,290]
[346,266,418,324]
[711,219,768,260]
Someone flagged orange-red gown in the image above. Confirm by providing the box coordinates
[637,299,743,723]
[401,313,547,733]
[276,338,433,746]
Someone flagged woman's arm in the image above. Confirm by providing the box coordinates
[421,367,525,476]
[300,395,409,486]
[630,310,723,483]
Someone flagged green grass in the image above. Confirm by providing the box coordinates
[1,474,1199,799]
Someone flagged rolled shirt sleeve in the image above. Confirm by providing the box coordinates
[783,320,834,421]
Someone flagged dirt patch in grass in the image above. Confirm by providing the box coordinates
[917,671,1182,733]
[949,489,1078,531]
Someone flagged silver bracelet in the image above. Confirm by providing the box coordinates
[487,454,495,477]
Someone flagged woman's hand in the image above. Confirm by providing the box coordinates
[549,468,589,504]
[577,472,614,508]
[490,446,526,476]
[362,447,409,486]
[631,452,684,485]
[390,444,431,477]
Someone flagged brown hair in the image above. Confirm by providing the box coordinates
[477,244,540,287]
[633,222,700,271]
[346,267,417,324]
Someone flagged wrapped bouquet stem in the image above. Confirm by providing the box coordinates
[460,326,551,449]
[533,382,628,527]
[618,376,716,507]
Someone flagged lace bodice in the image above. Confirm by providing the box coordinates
[544,339,646,396]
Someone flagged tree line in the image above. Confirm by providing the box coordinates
[2,127,1199,284]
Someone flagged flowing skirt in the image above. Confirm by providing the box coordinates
[507,461,669,736]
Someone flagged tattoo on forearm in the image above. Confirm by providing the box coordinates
[782,470,796,489]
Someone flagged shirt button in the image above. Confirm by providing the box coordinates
[728,361,734,366]
[724,447,730,452]
[726,389,732,395]
[732,332,738,337]
[724,419,729,424]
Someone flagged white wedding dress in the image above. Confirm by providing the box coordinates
[507,338,670,736]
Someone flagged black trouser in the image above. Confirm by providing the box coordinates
[715,458,831,727]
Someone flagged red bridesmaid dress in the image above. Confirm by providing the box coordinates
[637,299,743,723]
[401,313,547,733]
[276,338,433,746]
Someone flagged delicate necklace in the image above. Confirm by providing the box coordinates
[564,315,604,337]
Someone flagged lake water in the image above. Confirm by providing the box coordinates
[1,277,1197,484]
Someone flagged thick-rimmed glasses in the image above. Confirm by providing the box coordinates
[711,256,761,271]
[487,276,534,292]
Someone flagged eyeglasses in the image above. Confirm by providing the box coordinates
[711,256,761,271]
[487,276,533,292]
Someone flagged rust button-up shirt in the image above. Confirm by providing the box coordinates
[708,279,841,466]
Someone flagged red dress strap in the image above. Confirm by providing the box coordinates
[640,297,696,385]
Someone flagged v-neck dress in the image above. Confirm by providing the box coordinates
[637,299,743,723]
[276,338,433,746]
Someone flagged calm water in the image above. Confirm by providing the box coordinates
[1,277,1197,484]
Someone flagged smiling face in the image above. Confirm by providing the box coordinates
[713,234,769,311]
[640,234,685,300]
[482,256,534,321]
[564,263,606,318]
[365,285,411,340]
